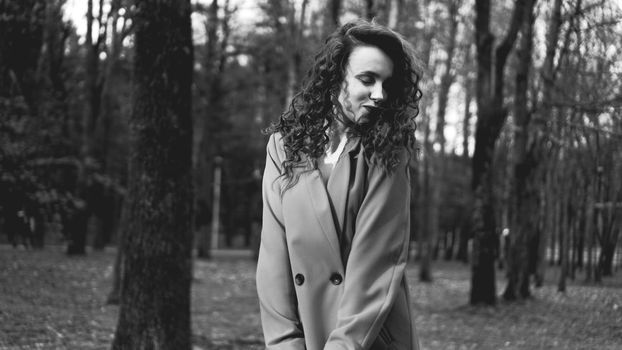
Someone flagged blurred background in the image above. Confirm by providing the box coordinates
[1,0,622,348]
[2,0,621,272]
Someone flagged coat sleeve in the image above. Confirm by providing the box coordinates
[324,153,411,350]
[256,134,306,350]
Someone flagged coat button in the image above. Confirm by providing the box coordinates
[329,273,343,285]
[295,273,305,286]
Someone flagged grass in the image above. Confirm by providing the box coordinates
[1,245,621,349]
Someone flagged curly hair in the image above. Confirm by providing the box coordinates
[266,19,423,189]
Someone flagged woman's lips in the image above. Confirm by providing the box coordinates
[362,105,380,113]
[359,105,382,123]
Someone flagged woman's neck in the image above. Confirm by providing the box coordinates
[327,120,347,153]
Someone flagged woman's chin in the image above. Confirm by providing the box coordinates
[357,109,381,124]
[356,112,371,124]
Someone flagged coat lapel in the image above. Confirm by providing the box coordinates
[326,138,358,235]
[303,137,361,264]
[304,170,342,261]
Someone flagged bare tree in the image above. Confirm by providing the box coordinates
[328,0,342,30]
[387,0,402,29]
[414,0,441,282]
[503,0,537,301]
[533,0,562,287]
[470,0,532,305]
[195,0,233,259]
[285,0,309,105]
[419,0,462,280]
[68,0,130,255]
[364,0,376,21]
[456,42,474,263]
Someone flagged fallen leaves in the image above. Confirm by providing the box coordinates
[0,247,621,349]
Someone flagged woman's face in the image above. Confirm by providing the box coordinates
[337,45,394,123]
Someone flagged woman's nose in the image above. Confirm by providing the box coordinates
[370,83,386,102]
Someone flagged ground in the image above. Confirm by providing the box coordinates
[0,246,621,349]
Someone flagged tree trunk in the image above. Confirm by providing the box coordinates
[44,0,70,131]
[76,0,111,254]
[98,0,124,173]
[364,0,375,21]
[502,0,536,301]
[387,0,401,29]
[434,0,459,262]
[415,2,437,280]
[196,0,233,257]
[111,1,194,348]
[93,0,125,251]
[107,197,128,305]
[419,108,434,282]
[470,104,506,304]
[557,196,569,292]
[323,0,341,36]
[584,183,594,282]
[594,206,603,282]
[555,190,568,266]
[470,0,527,305]
[445,229,456,260]
[68,0,98,256]
[285,0,308,106]
[470,119,499,304]
[575,218,585,269]
[556,119,568,292]
[534,177,548,287]
[195,0,220,259]
[456,71,473,264]
[568,209,581,281]
[65,202,88,255]
[599,240,616,276]
[82,0,102,157]
[600,197,621,277]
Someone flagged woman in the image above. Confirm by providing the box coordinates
[257,19,422,350]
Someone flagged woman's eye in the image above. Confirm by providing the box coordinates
[358,76,374,85]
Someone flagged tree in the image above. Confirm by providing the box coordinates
[456,43,475,263]
[364,0,376,21]
[111,0,194,348]
[531,0,562,286]
[67,0,132,255]
[503,0,537,301]
[194,0,233,258]
[470,0,532,305]
[387,0,402,29]
[530,0,622,289]
[361,0,402,29]
[92,0,133,252]
[412,0,440,281]
[0,0,84,250]
[418,0,462,281]
[326,0,341,33]
[433,0,460,261]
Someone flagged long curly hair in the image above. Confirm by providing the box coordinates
[267,19,423,188]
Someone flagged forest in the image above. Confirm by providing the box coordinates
[1,0,621,348]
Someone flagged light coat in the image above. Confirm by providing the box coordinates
[257,133,419,350]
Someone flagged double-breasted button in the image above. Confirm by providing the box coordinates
[295,273,305,286]
[329,273,343,285]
